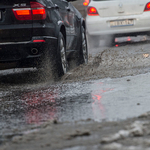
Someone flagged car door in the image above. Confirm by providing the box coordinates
[67,2,79,50]
[51,0,70,49]
[51,0,76,50]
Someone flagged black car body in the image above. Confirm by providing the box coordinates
[0,0,88,77]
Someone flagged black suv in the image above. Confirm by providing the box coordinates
[0,0,88,78]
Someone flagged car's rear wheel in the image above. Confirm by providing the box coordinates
[40,32,68,80]
[53,32,68,78]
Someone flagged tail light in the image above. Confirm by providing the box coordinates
[144,2,150,11]
[33,39,45,42]
[12,2,46,21]
[83,0,89,6]
[12,8,32,20]
[87,6,99,16]
[30,2,46,20]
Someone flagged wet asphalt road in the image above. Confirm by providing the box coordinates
[1,36,150,142]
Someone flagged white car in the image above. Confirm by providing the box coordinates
[86,0,150,47]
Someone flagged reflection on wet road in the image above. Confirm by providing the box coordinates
[1,72,150,130]
[0,82,93,127]
[92,82,114,121]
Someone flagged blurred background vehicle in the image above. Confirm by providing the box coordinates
[86,0,150,47]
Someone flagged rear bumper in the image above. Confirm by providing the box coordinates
[86,12,150,37]
[0,36,57,68]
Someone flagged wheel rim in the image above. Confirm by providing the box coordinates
[82,30,88,63]
[60,38,67,74]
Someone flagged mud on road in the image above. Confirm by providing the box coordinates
[63,41,150,81]
[1,40,150,150]
[2,112,150,150]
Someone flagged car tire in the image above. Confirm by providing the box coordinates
[78,26,88,64]
[40,32,68,80]
[53,32,68,78]
[87,34,100,48]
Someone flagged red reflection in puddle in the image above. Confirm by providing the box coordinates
[25,107,56,124]
[127,37,131,41]
[22,89,59,124]
[92,84,114,120]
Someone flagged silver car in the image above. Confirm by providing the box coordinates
[86,0,150,47]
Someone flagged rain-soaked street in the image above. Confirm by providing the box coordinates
[1,36,150,149]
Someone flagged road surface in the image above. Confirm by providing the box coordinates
[1,36,150,150]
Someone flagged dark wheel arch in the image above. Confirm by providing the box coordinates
[82,19,86,30]
[56,21,66,45]
[60,25,66,45]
